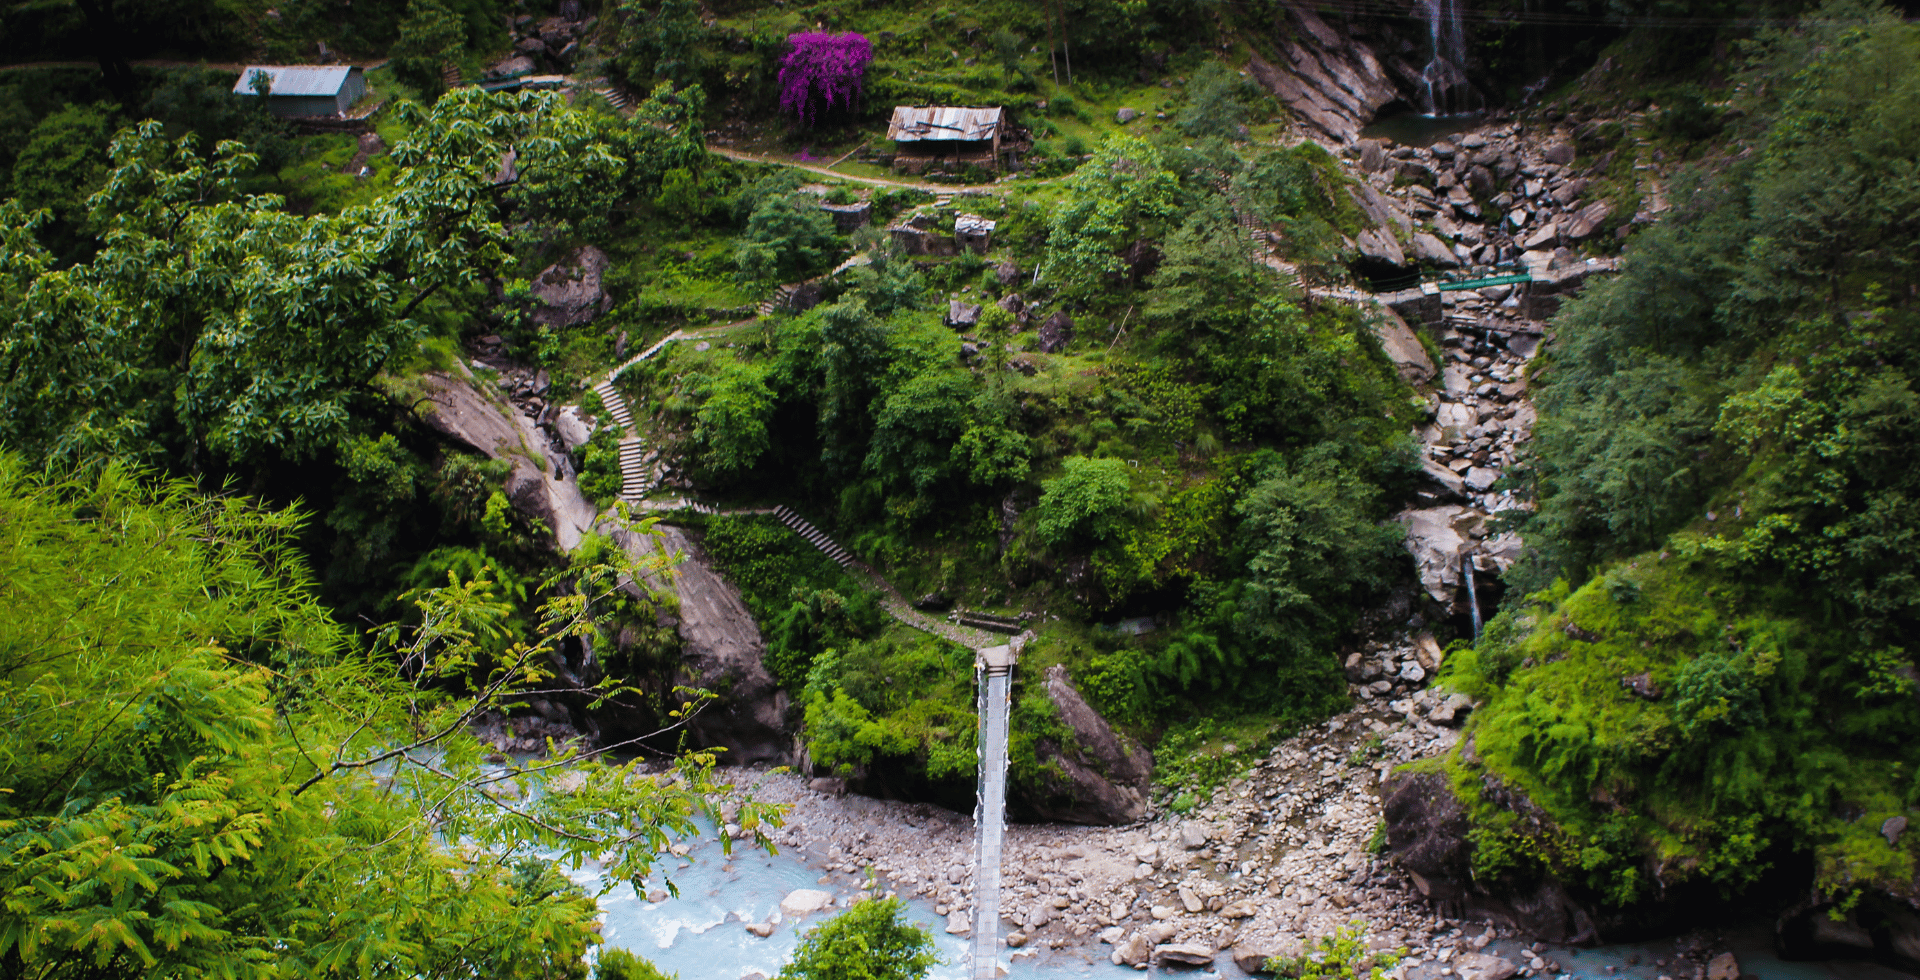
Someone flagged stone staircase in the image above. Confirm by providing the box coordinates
[756,282,801,317]
[441,62,463,88]
[772,505,855,567]
[591,379,655,503]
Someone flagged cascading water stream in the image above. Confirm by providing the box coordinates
[1419,0,1473,116]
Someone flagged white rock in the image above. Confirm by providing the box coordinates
[779,889,832,917]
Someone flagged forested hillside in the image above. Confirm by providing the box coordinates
[1389,2,1920,958]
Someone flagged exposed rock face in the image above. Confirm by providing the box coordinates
[1397,504,1480,605]
[611,522,793,766]
[1244,2,1402,143]
[1367,305,1435,383]
[415,371,598,551]
[530,245,611,328]
[1015,665,1153,824]
[1381,768,1476,905]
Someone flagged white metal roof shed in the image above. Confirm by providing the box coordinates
[233,65,355,97]
[887,106,1003,143]
[233,66,367,118]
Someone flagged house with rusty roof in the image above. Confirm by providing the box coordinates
[233,66,368,119]
[885,106,1007,175]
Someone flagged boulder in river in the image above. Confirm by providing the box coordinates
[779,889,832,917]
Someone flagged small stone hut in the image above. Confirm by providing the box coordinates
[886,105,1004,174]
[233,66,368,118]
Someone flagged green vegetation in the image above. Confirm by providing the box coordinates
[0,457,777,978]
[774,897,939,980]
[1444,0,1920,912]
[1264,921,1404,979]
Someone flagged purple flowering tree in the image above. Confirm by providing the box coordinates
[777,32,873,126]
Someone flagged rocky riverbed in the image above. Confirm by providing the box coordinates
[714,631,1764,980]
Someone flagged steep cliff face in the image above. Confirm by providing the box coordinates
[1247,0,1411,144]
[611,521,794,767]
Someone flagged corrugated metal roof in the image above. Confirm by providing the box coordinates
[887,106,1003,143]
[954,214,997,235]
[233,66,355,97]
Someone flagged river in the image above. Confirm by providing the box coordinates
[562,810,1915,980]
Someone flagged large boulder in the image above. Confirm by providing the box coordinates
[611,522,794,766]
[1397,504,1480,605]
[415,371,598,551]
[530,245,611,328]
[1367,305,1435,383]
[1013,665,1153,824]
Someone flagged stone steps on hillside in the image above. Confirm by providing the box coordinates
[773,505,855,567]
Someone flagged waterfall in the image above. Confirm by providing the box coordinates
[1419,0,1474,116]
[1463,553,1483,640]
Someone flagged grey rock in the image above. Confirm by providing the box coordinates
[1431,141,1457,159]
[1369,305,1435,383]
[1412,232,1462,267]
[1464,466,1499,493]
[416,372,597,551]
[1038,310,1073,354]
[947,300,982,328]
[1154,943,1216,967]
[1707,952,1740,980]
[1234,944,1281,973]
[1884,815,1908,846]
[945,910,971,935]
[1429,692,1474,726]
[1543,142,1576,165]
[1180,820,1213,849]
[553,404,596,452]
[1113,934,1153,967]
[994,260,1021,286]
[531,246,611,328]
[1116,107,1140,124]
[1398,504,1479,604]
[1563,200,1614,240]
[819,200,871,232]
[1454,952,1520,980]
[614,524,794,765]
[1356,227,1406,268]
[809,777,847,795]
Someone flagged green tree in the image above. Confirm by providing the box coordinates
[8,102,115,258]
[1034,456,1133,547]
[690,360,777,476]
[0,457,783,979]
[1039,135,1181,296]
[0,90,536,470]
[735,190,838,286]
[1176,62,1262,140]
[613,0,709,89]
[598,948,678,979]
[774,897,938,980]
[1234,445,1408,659]
[392,0,467,98]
